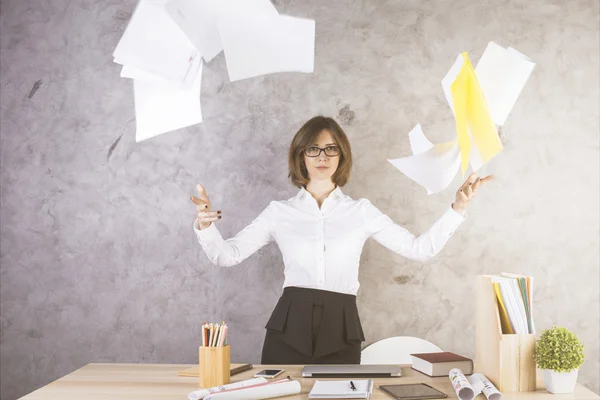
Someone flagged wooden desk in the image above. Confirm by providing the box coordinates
[20,363,599,399]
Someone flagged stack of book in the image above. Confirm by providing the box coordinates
[491,273,535,334]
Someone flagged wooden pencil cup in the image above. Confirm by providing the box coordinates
[198,344,230,388]
[475,275,536,392]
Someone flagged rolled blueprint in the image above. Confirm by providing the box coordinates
[449,368,475,400]
[204,379,301,400]
[188,378,268,400]
[472,373,503,400]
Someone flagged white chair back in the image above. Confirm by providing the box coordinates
[360,336,443,365]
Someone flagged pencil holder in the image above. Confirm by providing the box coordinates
[198,344,230,388]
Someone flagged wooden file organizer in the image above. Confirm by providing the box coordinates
[475,275,536,392]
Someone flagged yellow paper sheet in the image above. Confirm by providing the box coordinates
[450,60,471,176]
[465,55,503,165]
[450,53,503,177]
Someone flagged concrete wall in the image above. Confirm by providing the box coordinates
[1,0,598,399]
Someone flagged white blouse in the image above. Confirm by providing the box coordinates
[194,186,466,295]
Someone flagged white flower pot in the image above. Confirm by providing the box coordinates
[542,369,579,394]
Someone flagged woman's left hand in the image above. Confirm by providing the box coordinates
[452,173,494,214]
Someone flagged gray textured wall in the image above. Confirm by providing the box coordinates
[1,0,598,399]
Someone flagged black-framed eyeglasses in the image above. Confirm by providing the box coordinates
[304,146,341,157]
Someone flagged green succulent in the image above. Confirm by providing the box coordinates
[534,326,584,373]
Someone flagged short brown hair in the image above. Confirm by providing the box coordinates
[288,116,352,188]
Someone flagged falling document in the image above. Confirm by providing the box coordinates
[388,124,461,194]
[165,0,279,63]
[133,63,203,142]
[121,65,184,86]
[218,13,315,82]
[113,0,201,87]
[475,42,536,126]
[389,42,534,194]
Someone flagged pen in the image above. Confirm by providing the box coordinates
[350,381,356,391]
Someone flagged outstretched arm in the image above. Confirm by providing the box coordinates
[191,184,275,267]
[365,173,493,262]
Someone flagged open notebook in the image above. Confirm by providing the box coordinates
[309,379,374,399]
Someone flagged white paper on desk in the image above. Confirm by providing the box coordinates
[388,125,461,194]
[133,62,202,142]
[113,0,201,86]
[205,379,301,400]
[309,379,373,398]
[475,41,536,126]
[218,13,315,82]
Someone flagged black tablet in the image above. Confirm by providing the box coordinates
[380,383,448,400]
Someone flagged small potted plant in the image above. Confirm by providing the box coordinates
[534,326,585,394]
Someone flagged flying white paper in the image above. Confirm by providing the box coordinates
[165,0,279,63]
[120,64,185,87]
[475,42,536,126]
[113,0,201,86]
[408,123,434,154]
[217,0,279,19]
[388,125,461,194]
[218,13,315,82]
[165,0,222,63]
[133,62,203,142]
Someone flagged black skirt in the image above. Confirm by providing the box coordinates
[261,286,365,364]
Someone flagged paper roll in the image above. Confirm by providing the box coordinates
[449,368,475,400]
[205,380,302,400]
[188,378,268,400]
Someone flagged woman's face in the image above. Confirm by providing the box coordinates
[303,129,340,184]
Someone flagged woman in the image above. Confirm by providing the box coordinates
[190,116,492,365]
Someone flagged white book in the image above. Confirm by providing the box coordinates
[309,379,373,399]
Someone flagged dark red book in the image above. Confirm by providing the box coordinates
[410,352,473,377]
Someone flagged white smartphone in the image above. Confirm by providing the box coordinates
[253,369,285,379]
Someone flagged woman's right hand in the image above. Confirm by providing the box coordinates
[191,184,221,230]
